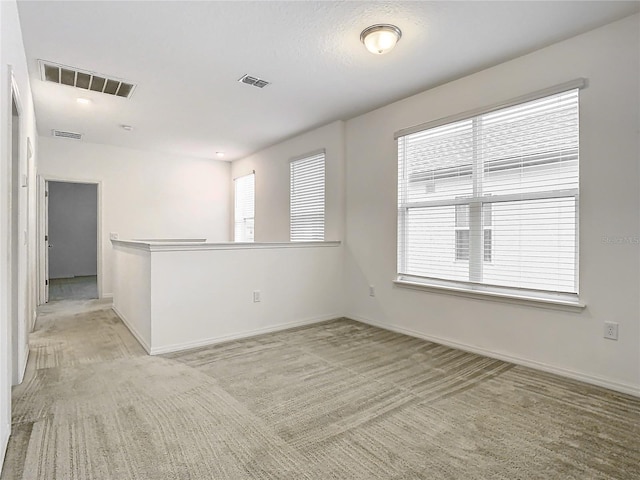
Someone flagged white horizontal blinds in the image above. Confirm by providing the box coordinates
[290,152,325,241]
[234,173,255,242]
[398,88,579,294]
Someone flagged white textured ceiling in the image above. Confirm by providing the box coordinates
[17,1,640,161]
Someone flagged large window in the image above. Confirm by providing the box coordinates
[234,172,255,242]
[397,83,581,296]
[290,150,325,241]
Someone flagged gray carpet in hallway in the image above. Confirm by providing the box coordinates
[48,276,98,302]
[2,303,639,479]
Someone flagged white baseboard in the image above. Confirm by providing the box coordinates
[349,314,640,398]
[149,314,341,355]
[101,293,113,299]
[111,305,151,354]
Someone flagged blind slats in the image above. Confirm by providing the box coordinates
[398,89,579,294]
[291,153,325,242]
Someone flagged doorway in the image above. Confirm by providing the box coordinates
[46,181,98,301]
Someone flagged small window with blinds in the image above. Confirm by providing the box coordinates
[234,173,255,242]
[397,84,581,298]
[290,151,325,242]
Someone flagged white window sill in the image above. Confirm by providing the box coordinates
[393,278,585,312]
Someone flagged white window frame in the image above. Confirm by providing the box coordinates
[234,172,255,242]
[290,149,326,242]
[395,79,586,310]
[454,203,492,262]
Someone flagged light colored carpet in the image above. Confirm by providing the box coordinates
[2,303,639,479]
[49,276,98,302]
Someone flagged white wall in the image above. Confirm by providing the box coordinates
[151,244,343,353]
[112,241,343,355]
[0,0,39,464]
[231,121,345,242]
[48,182,97,278]
[38,138,231,296]
[112,243,151,351]
[343,15,640,395]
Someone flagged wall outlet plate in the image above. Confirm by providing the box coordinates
[604,321,619,340]
[110,232,119,240]
[253,290,261,303]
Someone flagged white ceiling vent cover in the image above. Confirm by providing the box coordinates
[52,129,82,140]
[39,60,136,98]
[238,74,270,88]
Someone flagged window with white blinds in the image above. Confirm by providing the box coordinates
[290,151,325,241]
[234,173,254,242]
[397,85,581,296]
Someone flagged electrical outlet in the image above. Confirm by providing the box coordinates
[253,290,261,303]
[369,285,375,297]
[110,232,119,240]
[604,322,619,340]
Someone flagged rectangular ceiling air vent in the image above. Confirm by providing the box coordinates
[52,129,82,140]
[238,74,270,89]
[39,60,136,98]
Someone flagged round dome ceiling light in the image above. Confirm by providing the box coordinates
[360,24,402,55]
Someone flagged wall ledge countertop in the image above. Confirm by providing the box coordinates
[111,239,341,252]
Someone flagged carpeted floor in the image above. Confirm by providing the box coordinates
[48,276,98,302]
[2,302,639,480]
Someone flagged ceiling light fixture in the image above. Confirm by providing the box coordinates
[216,152,225,158]
[76,97,91,104]
[360,24,402,55]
